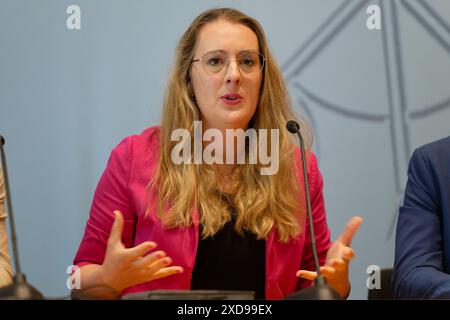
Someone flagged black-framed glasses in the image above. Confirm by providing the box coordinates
[192,50,265,75]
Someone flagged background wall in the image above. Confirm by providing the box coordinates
[0,0,449,299]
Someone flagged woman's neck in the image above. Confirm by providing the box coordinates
[214,163,238,194]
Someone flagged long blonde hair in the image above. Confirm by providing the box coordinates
[150,8,312,242]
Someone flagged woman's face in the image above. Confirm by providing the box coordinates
[190,20,263,131]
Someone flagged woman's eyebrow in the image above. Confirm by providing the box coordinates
[202,49,259,55]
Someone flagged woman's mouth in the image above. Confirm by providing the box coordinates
[221,93,242,105]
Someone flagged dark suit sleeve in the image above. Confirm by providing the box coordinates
[393,148,450,298]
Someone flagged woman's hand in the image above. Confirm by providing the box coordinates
[99,210,184,294]
[296,216,363,299]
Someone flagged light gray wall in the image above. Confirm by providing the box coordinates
[0,0,449,299]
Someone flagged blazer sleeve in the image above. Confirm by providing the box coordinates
[393,148,450,298]
[73,136,137,267]
[297,152,332,289]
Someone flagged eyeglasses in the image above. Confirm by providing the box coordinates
[192,50,265,75]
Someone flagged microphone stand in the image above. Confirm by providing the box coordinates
[0,135,43,299]
[285,121,340,300]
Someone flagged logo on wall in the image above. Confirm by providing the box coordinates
[282,0,450,236]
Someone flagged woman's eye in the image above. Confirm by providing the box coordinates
[242,58,255,66]
[240,55,257,66]
[207,57,223,66]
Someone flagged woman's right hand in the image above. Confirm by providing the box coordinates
[99,210,183,294]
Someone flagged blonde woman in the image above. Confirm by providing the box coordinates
[0,170,14,287]
[73,8,362,299]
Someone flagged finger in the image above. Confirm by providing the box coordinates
[126,241,158,260]
[329,258,347,270]
[296,270,317,280]
[145,257,175,275]
[148,266,184,281]
[319,266,336,277]
[320,266,335,272]
[342,247,355,261]
[108,210,124,245]
[337,216,363,246]
[152,256,172,269]
[133,250,166,269]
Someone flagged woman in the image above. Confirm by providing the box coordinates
[0,170,14,287]
[73,8,362,300]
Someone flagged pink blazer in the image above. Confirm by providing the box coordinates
[73,126,331,299]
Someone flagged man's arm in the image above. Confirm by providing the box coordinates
[393,148,450,298]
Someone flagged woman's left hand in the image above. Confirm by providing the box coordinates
[296,216,363,299]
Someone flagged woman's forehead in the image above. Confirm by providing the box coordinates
[195,21,259,55]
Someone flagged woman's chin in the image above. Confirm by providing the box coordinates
[220,117,252,130]
[218,110,253,127]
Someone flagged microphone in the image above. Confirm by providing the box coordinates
[284,121,340,300]
[0,135,43,299]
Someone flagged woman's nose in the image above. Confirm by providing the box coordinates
[225,60,242,84]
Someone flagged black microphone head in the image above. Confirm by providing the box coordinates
[0,135,4,147]
[286,120,300,134]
